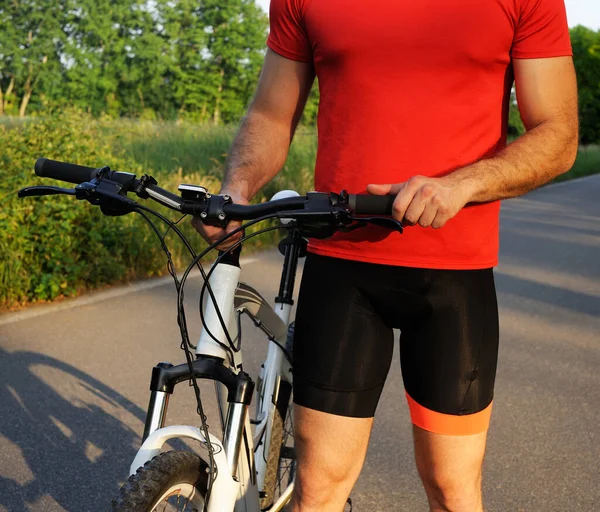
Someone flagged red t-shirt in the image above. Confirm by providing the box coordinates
[267,0,572,269]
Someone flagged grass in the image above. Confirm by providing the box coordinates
[111,120,317,199]
[554,145,600,182]
[109,120,234,176]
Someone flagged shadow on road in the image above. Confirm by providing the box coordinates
[0,349,146,511]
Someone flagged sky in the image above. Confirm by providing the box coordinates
[256,0,600,30]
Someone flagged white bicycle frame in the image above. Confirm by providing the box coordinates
[130,191,301,512]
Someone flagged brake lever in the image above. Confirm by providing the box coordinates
[351,216,404,233]
[18,186,76,198]
[75,180,139,216]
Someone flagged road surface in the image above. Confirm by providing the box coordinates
[1,176,599,511]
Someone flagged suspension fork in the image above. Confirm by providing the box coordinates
[142,356,254,475]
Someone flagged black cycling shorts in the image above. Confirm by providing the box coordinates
[292,253,499,435]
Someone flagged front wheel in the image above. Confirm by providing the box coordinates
[110,451,208,512]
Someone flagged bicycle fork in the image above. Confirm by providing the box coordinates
[142,356,254,476]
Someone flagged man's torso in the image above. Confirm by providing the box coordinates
[267,0,571,269]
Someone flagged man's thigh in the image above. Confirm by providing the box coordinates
[292,253,395,418]
[293,253,500,433]
[400,267,500,436]
[413,425,487,512]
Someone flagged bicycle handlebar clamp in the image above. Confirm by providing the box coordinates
[193,194,232,228]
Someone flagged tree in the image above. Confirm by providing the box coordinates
[197,0,268,124]
[159,0,210,120]
[570,26,600,145]
[64,0,146,116]
[0,0,269,122]
[0,4,18,116]
[126,5,175,119]
[0,0,66,117]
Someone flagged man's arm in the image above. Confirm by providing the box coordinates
[368,56,579,229]
[192,49,315,245]
[221,50,315,200]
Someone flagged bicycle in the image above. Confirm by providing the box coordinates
[19,158,401,512]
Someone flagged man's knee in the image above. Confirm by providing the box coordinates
[290,452,358,511]
[420,470,482,512]
[413,426,487,512]
[290,405,373,511]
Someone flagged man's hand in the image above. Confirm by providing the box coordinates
[367,176,472,229]
[191,190,250,250]
[190,50,315,251]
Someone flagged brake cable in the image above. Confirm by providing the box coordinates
[133,206,283,503]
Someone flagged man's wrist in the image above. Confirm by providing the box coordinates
[220,180,251,202]
[442,163,486,206]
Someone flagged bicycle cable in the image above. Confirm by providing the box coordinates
[197,235,294,366]
[135,205,284,503]
[136,204,235,359]
[176,215,278,359]
[172,220,287,499]
[135,207,222,500]
[196,223,286,357]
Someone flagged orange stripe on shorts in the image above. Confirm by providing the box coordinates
[405,392,493,436]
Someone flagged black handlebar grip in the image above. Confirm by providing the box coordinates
[34,158,98,185]
[351,194,395,215]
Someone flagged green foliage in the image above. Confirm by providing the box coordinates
[194,0,268,124]
[301,79,320,127]
[0,0,67,116]
[63,0,165,117]
[554,145,600,182]
[0,110,145,305]
[508,89,525,137]
[570,26,600,145]
[0,0,267,121]
[110,120,234,175]
[0,111,315,309]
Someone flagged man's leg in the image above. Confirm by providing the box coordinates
[288,405,373,512]
[288,254,396,510]
[400,268,499,512]
[413,426,487,512]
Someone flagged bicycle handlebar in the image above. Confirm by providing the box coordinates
[350,194,395,215]
[29,157,397,223]
[35,158,98,184]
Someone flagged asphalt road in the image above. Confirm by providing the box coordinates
[1,176,599,511]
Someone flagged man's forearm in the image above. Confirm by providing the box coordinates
[221,109,294,200]
[447,118,579,204]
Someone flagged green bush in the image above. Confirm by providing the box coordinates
[0,111,316,309]
[1,111,148,306]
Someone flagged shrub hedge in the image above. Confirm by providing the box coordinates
[0,111,315,309]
